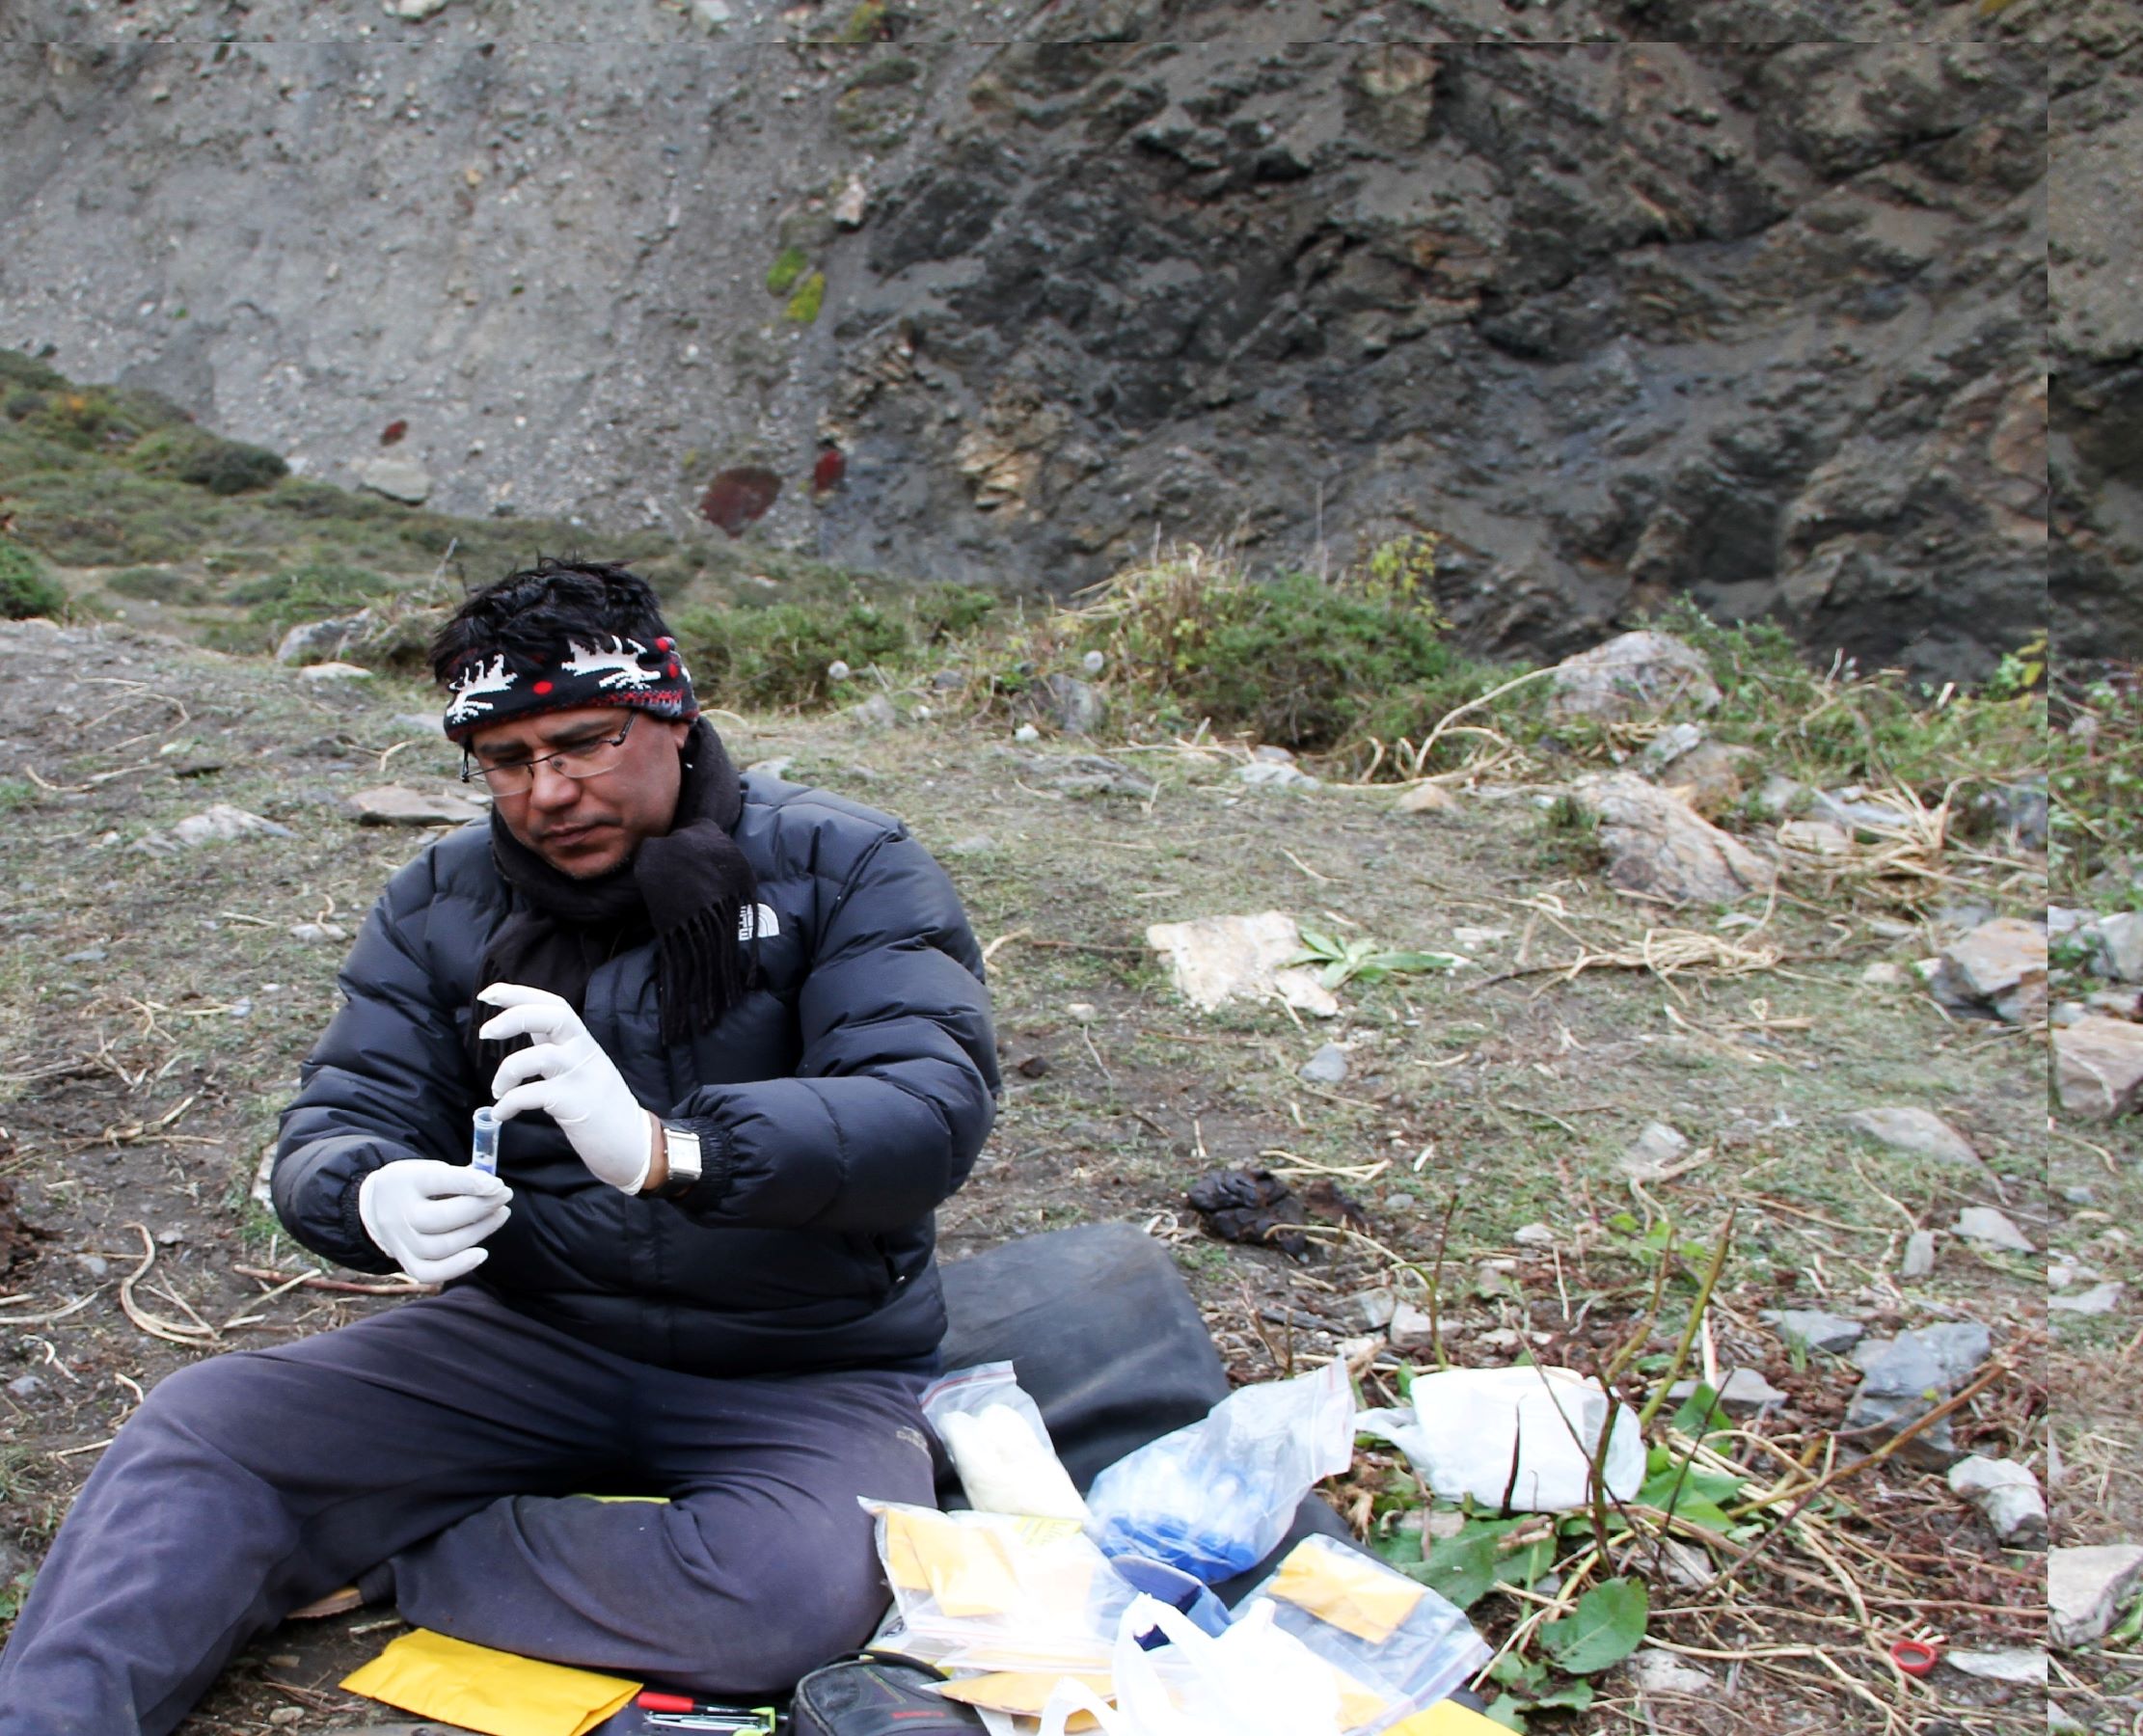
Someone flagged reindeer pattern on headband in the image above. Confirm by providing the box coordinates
[445,654,519,725]
[561,637,661,689]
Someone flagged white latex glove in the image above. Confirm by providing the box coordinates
[357,1159,512,1284]
[477,983,655,1193]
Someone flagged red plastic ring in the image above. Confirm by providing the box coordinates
[1888,1639,1939,1677]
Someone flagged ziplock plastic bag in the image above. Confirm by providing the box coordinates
[1084,1359,1356,1583]
[1357,1366,1643,1512]
[861,1498,1144,1676]
[922,1362,1089,1522]
[1234,1535,1491,1730]
[1036,1594,1345,1736]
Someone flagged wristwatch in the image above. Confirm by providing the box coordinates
[652,1124,702,1200]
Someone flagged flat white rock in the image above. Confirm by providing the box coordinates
[1145,911,1339,1017]
[2051,1544,2143,1649]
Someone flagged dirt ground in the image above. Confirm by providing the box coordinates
[0,617,2048,1734]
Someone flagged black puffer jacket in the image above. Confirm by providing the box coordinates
[272,773,999,1377]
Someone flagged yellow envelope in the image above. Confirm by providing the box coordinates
[881,1505,1025,1617]
[1268,1540,1425,1643]
[340,1627,639,1736]
[1383,1698,1511,1734]
[937,1670,1113,1728]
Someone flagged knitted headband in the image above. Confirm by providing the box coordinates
[441,635,700,742]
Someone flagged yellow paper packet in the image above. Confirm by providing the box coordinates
[340,1627,639,1736]
[1383,1698,1511,1734]
[879,1505,1086,1619]
[937,1669,1114,1728]
[1268,1538,1425,1644]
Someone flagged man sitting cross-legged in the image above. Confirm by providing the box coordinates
[0,557,999,1735]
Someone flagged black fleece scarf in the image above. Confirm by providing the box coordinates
[469,719,758,1075]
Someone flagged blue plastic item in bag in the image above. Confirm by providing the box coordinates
[1084,1359,1356,1584]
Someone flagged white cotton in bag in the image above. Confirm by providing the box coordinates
[937,1403,1090,1522]
[922,1362,1091,1522]
[1357,1365,1644,1511]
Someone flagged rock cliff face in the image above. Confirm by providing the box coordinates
[2050,5,2143,663]
[2,0,2051,677]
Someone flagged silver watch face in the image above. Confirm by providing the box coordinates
[665,1127,702,1183]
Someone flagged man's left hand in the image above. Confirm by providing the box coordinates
[478,983,655,1193]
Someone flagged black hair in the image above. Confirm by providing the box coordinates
[428,556,672,684]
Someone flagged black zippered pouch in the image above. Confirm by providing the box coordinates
[787,1651,987,1736]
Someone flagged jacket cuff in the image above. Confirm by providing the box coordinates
[339,1166,396,1273]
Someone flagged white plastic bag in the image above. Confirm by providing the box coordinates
[922,1362,1089,1522]
[1357,1365,1643,1511]
[1085,1359,1356,1582]
[1036,1594,1344,1736]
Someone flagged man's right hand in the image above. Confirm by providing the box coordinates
[357,1160,512,1284]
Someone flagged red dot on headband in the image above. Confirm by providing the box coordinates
[532,680,554,694]
[666,662,679,677]
[656,637,674,650]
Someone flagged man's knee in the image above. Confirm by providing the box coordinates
[672,1507,888,1692]
[125,1353,283,1459]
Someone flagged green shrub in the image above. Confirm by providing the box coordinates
[1535,791,1607,874]
[27,389,140,452]
[847,54,920,90]
[837,0,893,41]
[0,348,66,392]
[1075,541,1473,752]
[225,561,389,638]
[673,598,911,709]
[0,543,66,620]
[2053,671,2143,903]
[107,565,205,604]
[914,583,997,642]
[1646,596,2046,797]
[130,427,288,495]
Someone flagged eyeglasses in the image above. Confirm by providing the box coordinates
[461,714,637,793]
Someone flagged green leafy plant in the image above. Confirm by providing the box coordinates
[0,1567,34,1625]
[1289,925,1467,990]
[766,247,809,296]
[1483,1650,1595,1727]
[1535,1576,1648,1673]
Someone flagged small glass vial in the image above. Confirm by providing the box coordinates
[471,1105,502,1176]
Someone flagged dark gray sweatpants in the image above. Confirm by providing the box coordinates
[0,1286,936,1736]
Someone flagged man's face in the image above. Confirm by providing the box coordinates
[466,705,692,878]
